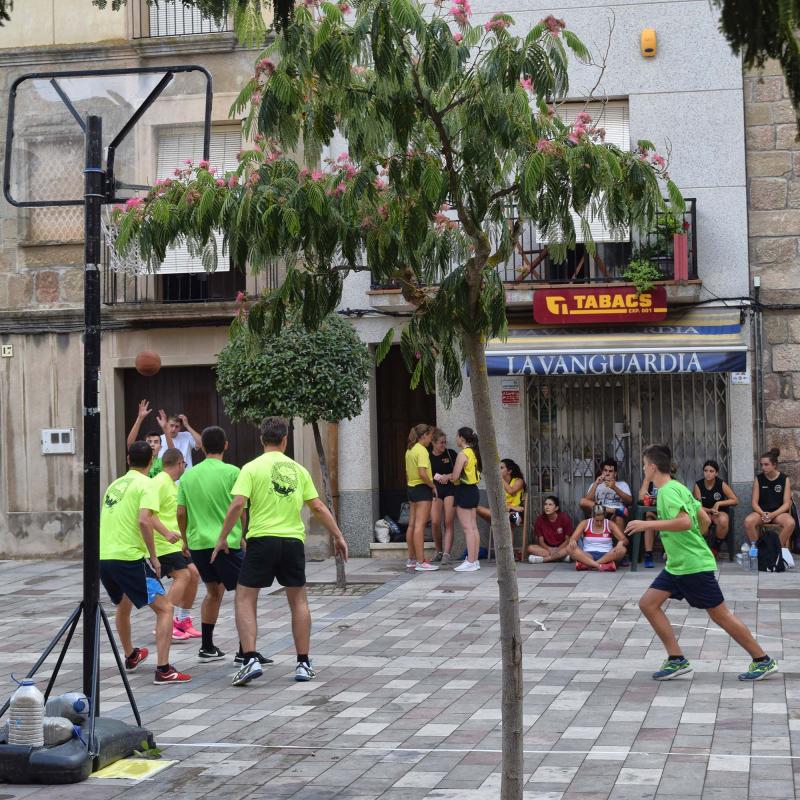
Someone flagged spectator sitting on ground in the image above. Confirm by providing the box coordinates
[527,495,572,563]
[744,448,795,547]
[579,459,632,522]
[693,459,738,556]
[477,458,526,527]
[568,503,629,572]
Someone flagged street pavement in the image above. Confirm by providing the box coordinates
[0,556,799,799]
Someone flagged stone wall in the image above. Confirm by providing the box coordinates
[745,61,800,483]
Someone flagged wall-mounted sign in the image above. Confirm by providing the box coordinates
[501,378,520,407]
[533,286,668,325]
[731,371,751,385]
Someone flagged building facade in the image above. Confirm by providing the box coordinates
[0,0,765,557]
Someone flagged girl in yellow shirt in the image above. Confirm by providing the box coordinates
[448,426,483,572]
[478,458,526,527]
[404,423,438,572]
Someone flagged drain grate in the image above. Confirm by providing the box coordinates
[273,582,383,597]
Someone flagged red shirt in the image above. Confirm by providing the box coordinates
[534,512,573,547]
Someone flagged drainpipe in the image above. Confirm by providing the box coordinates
[753,277,765,457]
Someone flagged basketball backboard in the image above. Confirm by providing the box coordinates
[3,65,212,207]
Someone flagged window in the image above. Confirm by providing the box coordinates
[155,126,242,275]
[147,1,228,36]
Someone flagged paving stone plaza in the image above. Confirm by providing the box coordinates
[1,556,799,799]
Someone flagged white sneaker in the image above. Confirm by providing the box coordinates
[415,562,439,572]
[528,555,544,564]
[405,559,417,569]
[454,560,480,572]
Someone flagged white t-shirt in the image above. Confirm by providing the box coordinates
[595,480,631,511]
[159,430,197,469]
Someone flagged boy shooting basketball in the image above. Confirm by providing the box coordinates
[625,444,777,682]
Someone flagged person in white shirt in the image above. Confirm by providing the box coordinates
[159,414,201,469]
[579,459,632,522]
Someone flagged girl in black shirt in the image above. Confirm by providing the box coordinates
[430,429,457,564]
[744,448,795,547]
[692,459,738,554]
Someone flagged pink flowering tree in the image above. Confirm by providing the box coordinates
[116,3,680,796]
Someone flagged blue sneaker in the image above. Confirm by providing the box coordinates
[652,657,692,681]
[738,657,778,681]
[644,553,655,569]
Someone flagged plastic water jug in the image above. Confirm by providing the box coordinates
[45,692,89,724]
[8,678,44,747]
[42,716,78,746]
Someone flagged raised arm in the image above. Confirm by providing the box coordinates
[126,399,151,448]
[178,414,201,449]
[156,409,174,450]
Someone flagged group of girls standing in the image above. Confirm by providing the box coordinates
[404,424,483,573]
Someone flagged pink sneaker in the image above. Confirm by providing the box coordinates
[174,617,201,638]
[172,622,191,641]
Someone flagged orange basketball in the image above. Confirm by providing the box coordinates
[135,350,161,376]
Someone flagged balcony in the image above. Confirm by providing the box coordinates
[130,0,231,38]
[368,198,698,311]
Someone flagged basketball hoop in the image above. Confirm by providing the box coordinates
[101,208,148,275]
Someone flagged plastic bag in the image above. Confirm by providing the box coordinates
[374,519,390,544]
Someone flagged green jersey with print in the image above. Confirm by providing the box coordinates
[100,470,159,561]
[657,479,717,575]
[177,457,243,549]
[231,451,318,541]
[152,471,183,557]
[148,457,163,478]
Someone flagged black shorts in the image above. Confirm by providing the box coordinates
[408,485,433,503]
[100,559,162,609]
[435,483,455,500]
[191,547,243,591]
[454,483,479,509]
[158,551,191,578]
[238,537,305,589]
[649,569,725,609]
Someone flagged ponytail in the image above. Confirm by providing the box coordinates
[407,423,433,450]
[761,447,780,467]
[458,426,482,474]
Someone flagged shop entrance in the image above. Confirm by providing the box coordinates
[527,373,730,519]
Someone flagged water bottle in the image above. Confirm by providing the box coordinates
[739,542,749,569]
[45,692,89,724]
[749,542,759,572]
[8,678,44,747]
[42,716,77,746]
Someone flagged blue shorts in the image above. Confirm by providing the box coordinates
[649,569,724,609]
[100,558,163,609]
[190,547,243,591]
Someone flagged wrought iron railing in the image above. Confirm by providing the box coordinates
[130,0,231,38]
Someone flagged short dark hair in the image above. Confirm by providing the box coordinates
[543,495,560,510]
[162,447,183,467]
[643,444,672,475]
[260,416,289,446]
[703,459,720,472]
[128,440,153,468]
[145,430,162,439]
[600,459,617,473]
[201,425,227,455]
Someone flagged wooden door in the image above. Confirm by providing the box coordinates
[375,347,436,520]
[122,366,283,471]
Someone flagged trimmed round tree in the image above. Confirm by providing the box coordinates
[216,308,371,587]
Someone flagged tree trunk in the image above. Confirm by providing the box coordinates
[312,420,347,590]
[464,331,523,800]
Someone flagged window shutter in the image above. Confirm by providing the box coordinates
[155,126,241,275]
[551,100,630,244]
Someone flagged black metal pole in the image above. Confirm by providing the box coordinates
[83,115,103,705]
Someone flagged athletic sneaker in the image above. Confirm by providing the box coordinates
[528,555,544,564]
[738,657,778,681]
[652,657,693,681]
[172,623,191,642]
[124,647,149,672]
[295,661,316,682]
[174,617,201,638]
[441,553,453,566]
[432,551,443,562]
[153,665,192,685]
[599,561,617,572]
[415,562,439,572]
[454,560,480,572]
[644,553,655,569]
[233,651,274,666]
[198,645,226,661]
[232,657,263,686]
[405,559,417,569]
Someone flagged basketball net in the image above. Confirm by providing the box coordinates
[101,207,148,276]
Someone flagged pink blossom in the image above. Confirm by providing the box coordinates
[338,2,351,11]
[236,291,246,303]
[337,152,350,163]
[251,92,262,105]
[652,153,666,169]
[267,150,281,162]
[575,111,592,125]
[519,77,533,92]
[216,178,226,187]
[125,196,144,208]
[336,181,347,194]
[299,167,311,178]
[374,178,387,190]
[568,123,587,144]
[173,168,183,176]
[591,127,606,141]
[248,172,260,186]
[256,58,275,77]
[452,32,463,42]
[377,204,389,219]
[449,0,471,24]
[542,14,565,36]
[209,166,218,175]
[352,65,367,75]
[311,170,324,181]
[536,138,556,154]
[227,175,239,188]
[343,164,358,179]
[183,158,193,166]
[199,159,210,169]
[434,212,450,224]
[485,15,508,32]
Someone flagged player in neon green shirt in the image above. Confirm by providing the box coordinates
[213,417,348,686]
[99,441,191,685]
[177,425,253,663]
[151,449,201,642]
[626,444,777,682]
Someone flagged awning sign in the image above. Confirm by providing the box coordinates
[533,286,668,325]
[488,350,746,376]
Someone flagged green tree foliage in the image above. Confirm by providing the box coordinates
[216,309,370,427]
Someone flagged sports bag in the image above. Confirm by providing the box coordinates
[757,529,786,573]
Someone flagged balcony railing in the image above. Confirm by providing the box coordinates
[131,0,231,38]
[371,198,697,289]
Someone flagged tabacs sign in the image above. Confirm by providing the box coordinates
[533,286,668,325]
